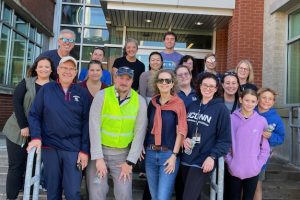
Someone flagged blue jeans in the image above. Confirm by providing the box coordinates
[145,148,179,200]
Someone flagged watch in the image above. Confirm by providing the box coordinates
[126,160,135,166]
[172,152,178,157]
[209,156,216,160]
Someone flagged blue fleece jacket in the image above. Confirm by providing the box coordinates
[181,98,231,167]
[255,108,285,147]
[29,82,90,154]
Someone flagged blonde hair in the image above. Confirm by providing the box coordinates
[257,88,278,101]
[235,59,255,83]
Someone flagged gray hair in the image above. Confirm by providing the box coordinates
[59,29,76,40]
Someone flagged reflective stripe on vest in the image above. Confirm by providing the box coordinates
[101,86,139,148]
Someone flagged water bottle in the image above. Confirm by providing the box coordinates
[265,123,276,132]
[184,138,196,155]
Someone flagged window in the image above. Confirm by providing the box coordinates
[60,1,112,71]
[287,8,300,103]
[0,1,44,87]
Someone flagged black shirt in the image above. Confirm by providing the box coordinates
[113,56,145,90]
[13,79,42,129]
[241,83,257,91]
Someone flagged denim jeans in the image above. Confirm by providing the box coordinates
[145,148,179,200]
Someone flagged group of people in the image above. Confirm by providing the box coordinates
[2,29,285,200]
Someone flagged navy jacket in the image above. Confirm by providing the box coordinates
[181,98,231,167]
[29,82,90,154]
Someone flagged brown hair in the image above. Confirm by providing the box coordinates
[151,69,178,95]
[240,89,258,99]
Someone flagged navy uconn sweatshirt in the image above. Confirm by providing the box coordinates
[29,82,90,154]
[181,98,231,167]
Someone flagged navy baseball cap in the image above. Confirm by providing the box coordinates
[116,66,134,78]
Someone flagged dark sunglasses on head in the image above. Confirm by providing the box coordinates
[60,37,75,43]
[157,78,173,84]
[223,71,237,76]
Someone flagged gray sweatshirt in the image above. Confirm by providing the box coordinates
[89,87,148,164]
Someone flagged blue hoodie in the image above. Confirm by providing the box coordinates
[255,108,285,147]
[181,98,231,167]
[29,82,90,154]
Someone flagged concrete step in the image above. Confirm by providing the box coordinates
[263,180,300,200]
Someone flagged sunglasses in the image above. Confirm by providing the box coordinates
[157,78,173,84]
[223,71,237,76]
[60,37,75,43]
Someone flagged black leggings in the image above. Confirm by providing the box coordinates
[227,173,259,200]
[6,137,27,199]
[181,165,211,200]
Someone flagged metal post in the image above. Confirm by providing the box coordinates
[217,157,224,200]
[210,157,224,200]
[23,147,41,200]
[210,168,217,200]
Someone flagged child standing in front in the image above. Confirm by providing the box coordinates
[226,89,270,200]
[253,88,285,200]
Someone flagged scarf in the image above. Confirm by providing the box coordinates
[151,94,188,145]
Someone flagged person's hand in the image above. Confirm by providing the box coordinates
[117,162,132,183]
[263,131,272,139]
[164,154,177,174]
[183,138,192,150]
[201,156,215,173]
[96,158,107,179]
[20,127,29,137]
[139,146,146,161]
[77,152,89,170]
[26,139,41,153]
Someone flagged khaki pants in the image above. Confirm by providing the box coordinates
[87,150,132,200]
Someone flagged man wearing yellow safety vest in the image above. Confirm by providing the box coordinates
[87,66,148,200]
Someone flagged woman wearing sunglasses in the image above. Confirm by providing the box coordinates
[181,72,231,200]
[144,69,187,200]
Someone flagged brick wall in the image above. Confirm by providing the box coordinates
[215,26,229,73]
[20,0,55,32]
[227,0,264,87]
[0,94,13,130]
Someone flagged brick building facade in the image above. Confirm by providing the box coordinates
[0,0,264,129]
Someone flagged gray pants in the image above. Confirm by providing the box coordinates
[87,151,132,200]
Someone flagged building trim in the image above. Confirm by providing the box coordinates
[106,2,233,16]
[4,0,53,37]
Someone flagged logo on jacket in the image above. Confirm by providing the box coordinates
[73,95,80,102]
[187,112,212,126]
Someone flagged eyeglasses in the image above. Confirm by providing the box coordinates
[157,78,173,84]
[177,72,190,78]
[60,37,75,43]
[59,66,77,72]
[206,57,216,63]
[200,83,216,90]
[238,67,249,71]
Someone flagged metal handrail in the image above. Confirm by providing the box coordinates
[210,157,224,200]
[23,147,41,200]
[288,106,300,166]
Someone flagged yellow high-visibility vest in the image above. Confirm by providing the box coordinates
[101,86,139,148]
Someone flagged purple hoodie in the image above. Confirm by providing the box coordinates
[225,109,270,179]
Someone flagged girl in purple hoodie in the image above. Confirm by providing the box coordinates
[225,89,270,200]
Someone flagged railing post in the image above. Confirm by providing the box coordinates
[210,157,224,200]
[217,157,224,200]
[23,147,41,200]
